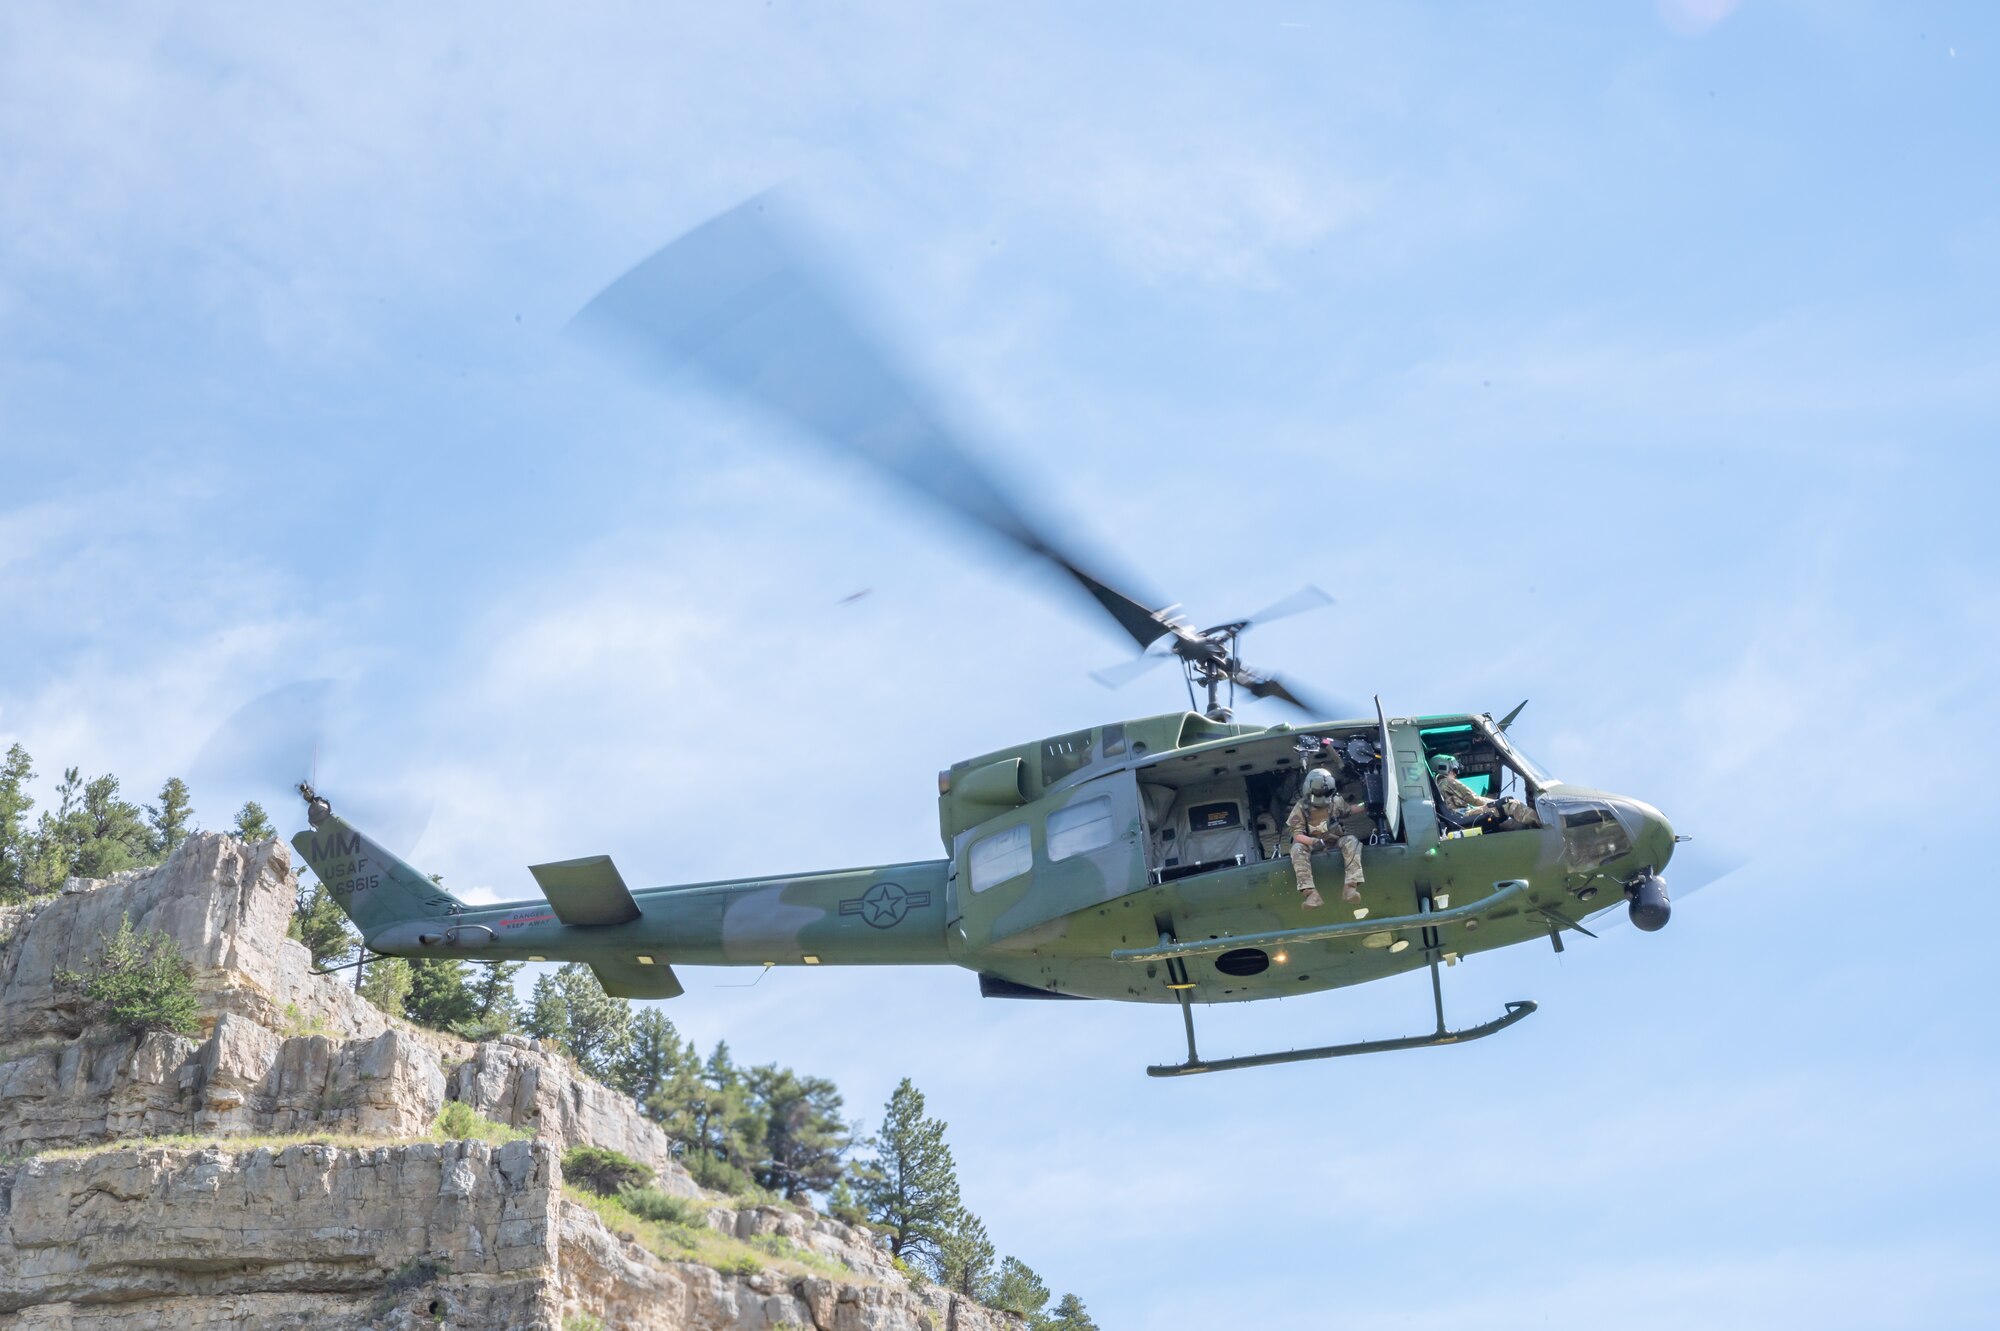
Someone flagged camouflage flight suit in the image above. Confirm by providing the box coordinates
[1285,794,1366,902]
[1436,772,1485,814]
[1439,773,1542,830]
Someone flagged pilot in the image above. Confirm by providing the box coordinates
[1286,767,1366,912]
[1432,754,1541,830]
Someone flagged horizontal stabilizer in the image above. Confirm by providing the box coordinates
[529,854,642,927]
[591,956,685,1000]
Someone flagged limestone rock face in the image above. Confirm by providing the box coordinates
[0,828,1029,1329]
[719,1204,905,1284]
[0,1032,202,1152]
[0,833,385,1049]
[192,1016,449,1139]
[0,1142,1020,1331]
[0,832,676,1173]
[558,1198,1022,1331]
[0,1140,560,1329]
[450,1035,688,1188]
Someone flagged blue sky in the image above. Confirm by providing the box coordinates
[3,2,1996,1326]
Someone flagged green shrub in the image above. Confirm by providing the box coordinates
[449,1015,516,1043]
[373,1254,450,1317]
[431,1101,528,1144]
[563,1145,653,1197]
[684,1151,761,1197]
[564,1315,607,1331]
[55,915,201,1036]
[616,1185,702,1225]
[718,1250,762,1277]
[383,1255,448,1295]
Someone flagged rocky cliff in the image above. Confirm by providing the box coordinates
[0,834,1014,1330]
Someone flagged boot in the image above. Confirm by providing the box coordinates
[1343,881,1365,919]
[1300,886,1323,909]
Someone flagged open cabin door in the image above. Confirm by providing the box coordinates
[1377,698,1441,849]
[951,769,1146,952]
[1374,695,1402,842]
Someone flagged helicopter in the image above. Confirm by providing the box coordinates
[294,196,1685,1077]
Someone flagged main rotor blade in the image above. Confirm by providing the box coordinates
[1244,585,1334,627]
[1090,652,1173,690]
[1239,672,1323,716]
[572,195,1172,652]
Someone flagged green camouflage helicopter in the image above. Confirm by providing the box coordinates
[295,197,1684,1077]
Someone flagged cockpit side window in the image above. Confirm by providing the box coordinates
[1472,715,1558,791]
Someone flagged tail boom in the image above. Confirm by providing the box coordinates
[293,787,955,995]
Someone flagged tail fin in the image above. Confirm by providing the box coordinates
[291,785,465,940]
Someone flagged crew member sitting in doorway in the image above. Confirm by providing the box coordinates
[1433,754,1542,830]
[1287,767,1366,914]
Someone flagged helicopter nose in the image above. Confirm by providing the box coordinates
[1611,796,1676,872]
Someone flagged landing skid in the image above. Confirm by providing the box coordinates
[1148,996,1537,1077]
[1147,886,1539,1077]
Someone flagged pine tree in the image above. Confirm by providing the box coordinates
[0,744,35,901]
[233,800,276,842]
[359,955,413,1014]
[290,880,358,968]
[654,1041,761,1194]
[745,1064,851,1200]
[146,777,195,858]
[825,1175,869,1226]
[524,963,631,1078]
[404,957,480,1031]
[469,960,524,1032]
[71,774,152,878]
[986,1257,1050,1320]
[525,971,571,1047]
[859,1077,963,1272]
[609,1008,688,1105]
[937,1209,996,1298]
[54,915,202,1036]
[25,766,85,892]
[1043,1293,1099,1331]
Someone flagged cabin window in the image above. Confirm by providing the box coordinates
[1047,796,1113,861]
[969,823,1033,891]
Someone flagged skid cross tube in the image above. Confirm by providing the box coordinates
[1113,879,1532,965]
[1143,883,1538,1077]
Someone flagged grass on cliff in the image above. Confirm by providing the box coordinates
[26,1131,414,1162]
[23,1126,536,1164]
[431,1100,528,1144]
[565,1185,857,1282]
